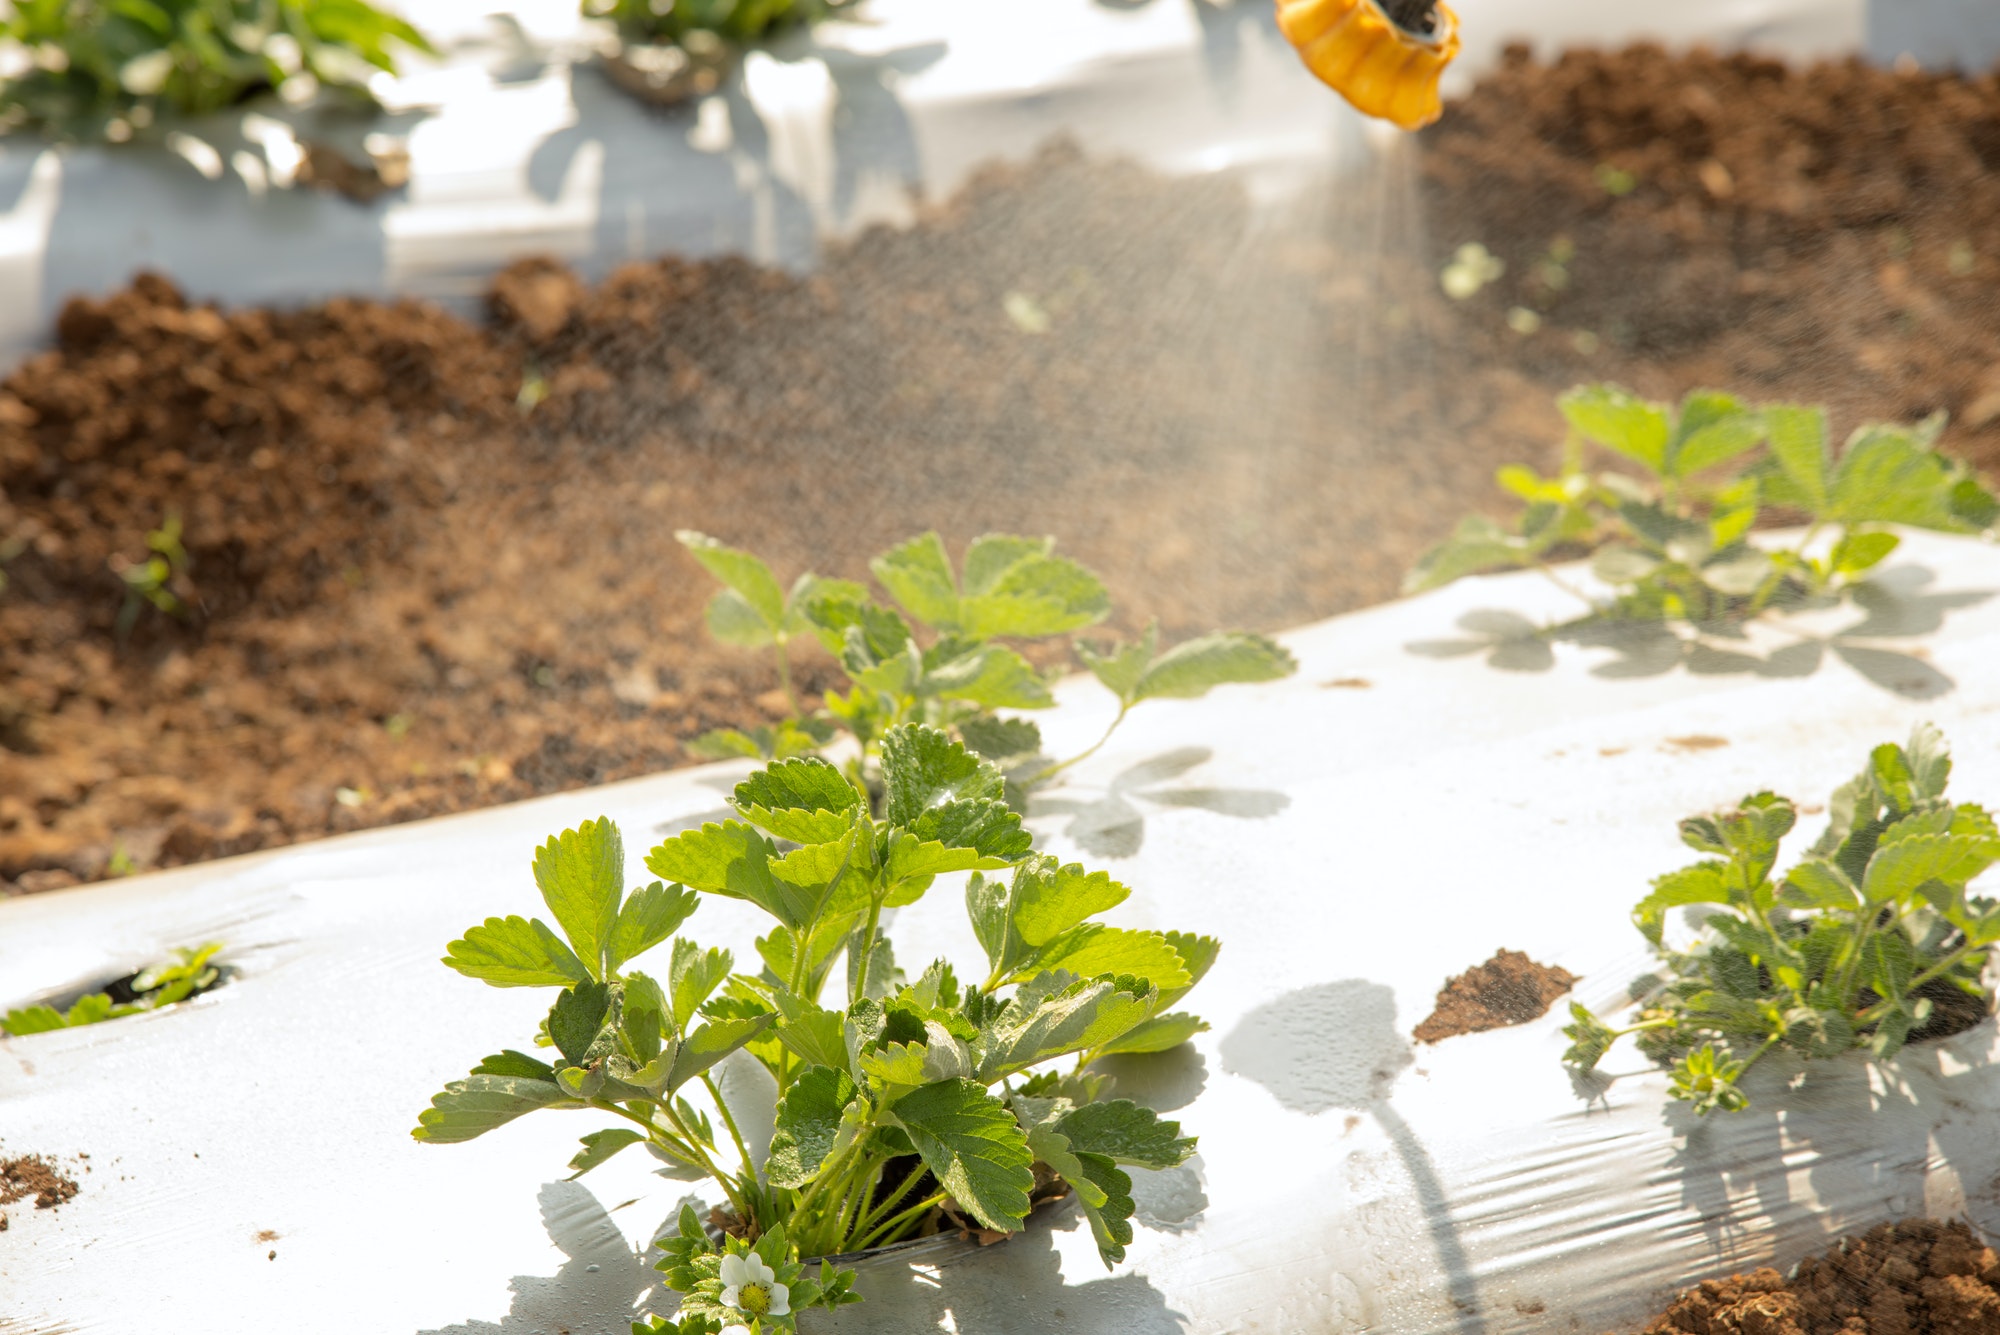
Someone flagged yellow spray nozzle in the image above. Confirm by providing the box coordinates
[1274,0,1461,132]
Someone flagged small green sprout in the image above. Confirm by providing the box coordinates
[111,511,191,643]
[1595,164,1638,197]
[3,941,225,1036]
[1564,725,2000,1114]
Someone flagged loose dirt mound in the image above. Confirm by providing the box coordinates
[1638,1219,2000,1335]
[1413,949,1577,1042]
[5,48,2000,892]
[0,1153,80,1229]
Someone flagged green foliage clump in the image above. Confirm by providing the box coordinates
[583,0,854,47]
[676,529,1296,795]
[1409,384,1998,627]
[0,0,433,139]
[1565,726,2000,1114]
[3,941,224,1035]
[416,727,1214,1324]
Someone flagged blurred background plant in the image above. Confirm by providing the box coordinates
[0,0,433,141]
[585,0,854,46]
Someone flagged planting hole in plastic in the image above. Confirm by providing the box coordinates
[3,947,231,1035]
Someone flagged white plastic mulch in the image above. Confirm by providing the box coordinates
[6,526,2000,1333]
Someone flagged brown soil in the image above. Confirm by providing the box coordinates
[1634,1218,2000,1335]
[1413,949,1578,1042]
[5,48,2000,892]
[0,1153,80,1229]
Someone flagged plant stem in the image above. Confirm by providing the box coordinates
[700,1071,757,1180]
[1028,701,1130,786]
[1855,942,1983,1024]
[588,1099,713,1190]
[850,891,886,1008]
[850,1158,928,1240]
[852,1191,947,1252]
[658,1096,751,1220]
[1534,559,1599,610]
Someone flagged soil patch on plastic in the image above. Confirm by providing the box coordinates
[1413,949,1577,1042]
[5,48,2000,891]
[0,1153,80,1229]
[1637,1218,2000,1335]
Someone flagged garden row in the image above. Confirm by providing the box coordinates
[2,45,1999,904]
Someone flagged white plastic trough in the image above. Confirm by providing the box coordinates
[7,527,2000,1333]
[0,0,1913,370]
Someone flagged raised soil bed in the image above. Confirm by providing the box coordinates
[4,45,2000,895]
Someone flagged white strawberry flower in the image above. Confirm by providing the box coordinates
[719,1326,751,1335]
[719,1250,791,1319]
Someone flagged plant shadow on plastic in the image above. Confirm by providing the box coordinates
[1564,725,1999,1116]
[1405,385,1998,699]
[1028,746,1289,860]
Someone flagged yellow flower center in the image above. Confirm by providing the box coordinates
[739,1282,772,1316]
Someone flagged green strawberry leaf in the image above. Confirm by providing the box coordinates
[732,757,863,845]
[669,940,734,1031]
[444,915,590,988]
[871,532,961,629]
[568,1127,646,1178]
[666,1014,774,1093]
[958,716,1044,763]
[413,1075,575,1144]
[766,1065,863,1188]
[607,883,699,974]
[533,818,626,979]
[677,531,787,630]
[890,1077,1035,1233]
[881,725,1005,827]
[1055,1097,1195,1170]
[1560,383,1670,475]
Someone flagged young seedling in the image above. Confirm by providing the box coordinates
[415,726,1214,1326]
[675,530,1296,803]
[111,511,191,644]
[1408,385,1997,635]
[1564,725,2000,1114]
[2,941,225,1036]
[0,0,433,141]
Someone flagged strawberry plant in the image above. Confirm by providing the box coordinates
[415,725,1213,1328]
[2,941,224,1035]
[1408,385,1997,631]
[0,0,433,141]
[1564,726,2000,1114]
[676,530,1296,798]
[583,0,856,49]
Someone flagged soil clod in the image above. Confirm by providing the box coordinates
[1635,1218,2000,1335]
[0,1153,80,1212]
[1413,949,1577,1042]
